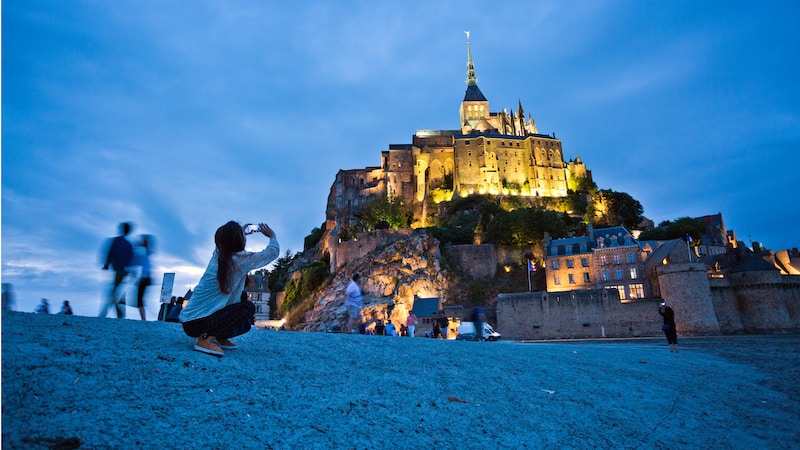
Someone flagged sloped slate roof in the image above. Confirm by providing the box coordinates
[412,297,440,317]
[464,84,487,101]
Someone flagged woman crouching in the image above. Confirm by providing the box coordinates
[180,221,279,356]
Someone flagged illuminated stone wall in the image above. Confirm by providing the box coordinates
[497,290,665,340]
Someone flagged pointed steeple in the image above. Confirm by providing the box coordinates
[463,31,487,102]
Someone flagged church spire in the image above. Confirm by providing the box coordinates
[462,31,487,102]
[465,31,477,86]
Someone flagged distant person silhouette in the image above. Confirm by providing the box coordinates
[34,298,50,314]
[100,222,134,318]
[658,303,679,352]
[437,311,450,339]
[58,300,73,315]
[179,221,279,357]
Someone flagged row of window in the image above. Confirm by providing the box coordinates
[550,251,638,265]
[553,272,592,285]
[609,284,645,300]
[552,267,639,286]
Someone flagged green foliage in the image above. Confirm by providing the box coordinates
[259,250,296,293]
[467,279,489,303]
[281,261,330,317]
[484,208,568,246]
[499,196,528,211]
[568,173,598,194]
[592,189,644,229]
[303,223,326,251]
[446,194,493,215]
[551,192,589,216]
[638,217,704,244]
[441,172,454,190]
[354,195,411,231]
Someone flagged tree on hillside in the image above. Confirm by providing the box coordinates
[484,208,568,246]
[256,249,296,294]
[638,217,704,243]
[592,189,644,229]
[355,195,411,230]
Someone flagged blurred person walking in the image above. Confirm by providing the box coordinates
[406,312,418,337]
[180,222,279,357]
[345,273,363,334]
[132,235,155,321]
[2,283,16,311]
[34,298,50,314]
[100,222,134,318]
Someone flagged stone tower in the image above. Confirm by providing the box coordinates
[657,260,721,335]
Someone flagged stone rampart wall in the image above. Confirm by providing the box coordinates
[443,244,497,279]
[709,275,800,333]
[497,290,664,340]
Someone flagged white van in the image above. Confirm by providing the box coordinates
[456,322,501,341]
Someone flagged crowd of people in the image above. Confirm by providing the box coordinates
[15,219,681,358]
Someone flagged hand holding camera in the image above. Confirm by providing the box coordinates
[243,223,275,239]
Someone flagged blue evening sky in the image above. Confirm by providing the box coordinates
[3,0,799,316]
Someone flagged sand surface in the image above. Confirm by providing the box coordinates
[2,312,799,449]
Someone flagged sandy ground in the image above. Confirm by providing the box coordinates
[2,311,799,449]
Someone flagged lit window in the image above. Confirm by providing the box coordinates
[630,267,638,279]
[600,255,608,266]
[630,284,644,299]
[554,275,561,285]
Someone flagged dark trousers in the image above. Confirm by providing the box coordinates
[664,328,678,345]
[182,300,255,340]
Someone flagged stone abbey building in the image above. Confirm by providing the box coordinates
[326,34,591,233]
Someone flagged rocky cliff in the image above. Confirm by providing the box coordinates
[300,232,449,332]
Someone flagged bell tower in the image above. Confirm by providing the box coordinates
[460,31,489,132]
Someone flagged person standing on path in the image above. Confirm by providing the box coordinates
[437,311,450,339]
[179,221,279,357]
[100,222,134,318]
[406,312,418,337]
[658,303,679,352]
[345,273,363,334]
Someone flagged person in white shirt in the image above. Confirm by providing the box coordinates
[345,273,363,334]
[180,221,279,357]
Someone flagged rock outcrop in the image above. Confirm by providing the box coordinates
[300,232,448,332]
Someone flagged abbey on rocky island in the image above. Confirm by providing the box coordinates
[326,33,592,233]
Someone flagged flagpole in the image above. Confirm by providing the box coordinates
[527,260,532,292]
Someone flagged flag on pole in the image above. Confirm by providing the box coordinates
[528,260,536,272]
[685,234,693,243]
